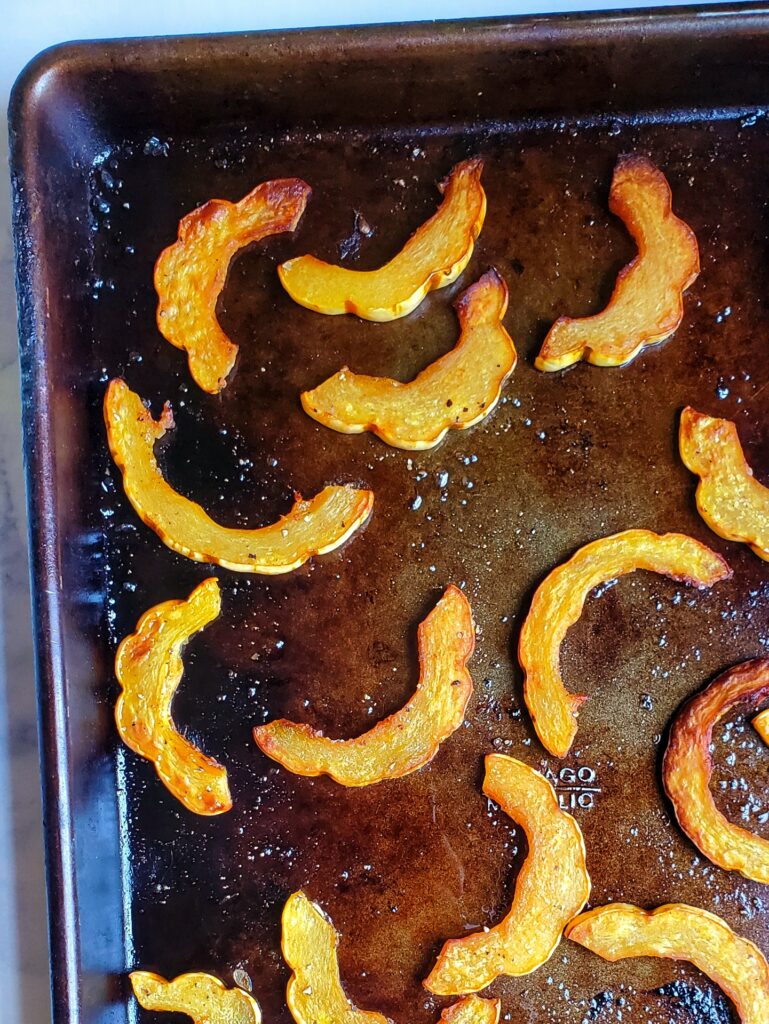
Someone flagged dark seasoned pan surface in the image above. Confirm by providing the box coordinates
[11,9,769,1023]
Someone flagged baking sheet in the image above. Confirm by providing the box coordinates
[10,6,769,1022]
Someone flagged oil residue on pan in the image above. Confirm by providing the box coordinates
[74,111,769,1024]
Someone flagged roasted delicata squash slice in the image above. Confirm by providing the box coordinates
[519,529,731,758]
[300,270,515,450]
[567,903,769,1024]
[663,659,769,884]
[680,406,769,561]
[278,158,486,321]
[105,378,373,573]
[439,997,500,1024]
[130,970,261,1024]
[254,585,474,785]
[156,178,311,393]
[424,754,590,994]
[536,155,699,370]
[282,892,499,1024]
[282,891,391,1024]
[115,577,231,815]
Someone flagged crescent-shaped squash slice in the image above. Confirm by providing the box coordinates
[254,584,474,785]
[519,529,732,759]
[105,378,373,573]
[155,178,311,393]
[130,970,261,1024]
[282,893,500,1024]
[566,903,769,1024]
[115,577,231,815]
[278,158,486,321]
[680,406,769,561]
[300,269,515,450]
[424,754,590,995]
[440,997,500,1024]
[282,891,392,1024]
[536,155,699,371]
[663,658,769,884]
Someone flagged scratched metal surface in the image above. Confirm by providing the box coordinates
[10,9,769,1024]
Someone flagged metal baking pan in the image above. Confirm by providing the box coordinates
[10,4,769,1022]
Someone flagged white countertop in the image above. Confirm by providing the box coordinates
[0,2,734,1022]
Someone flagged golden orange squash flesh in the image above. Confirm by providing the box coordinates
[104,378,373,573]
[566,903,769,1024]
[254,585,474,786]
[282,892,500,1024]
[115,577,231,815]
[424,754,590,994]
[519,529,731,758]
[300,269,515,450]
[155,178,311,393]
[680,406,769,561]
[278,158,486,321]
[130,970,261,1024]
[663,659,769,884]
[754,708,769,745]
[536,155,699,370]
[282,891,392,1024]
[440,997,500,1024]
